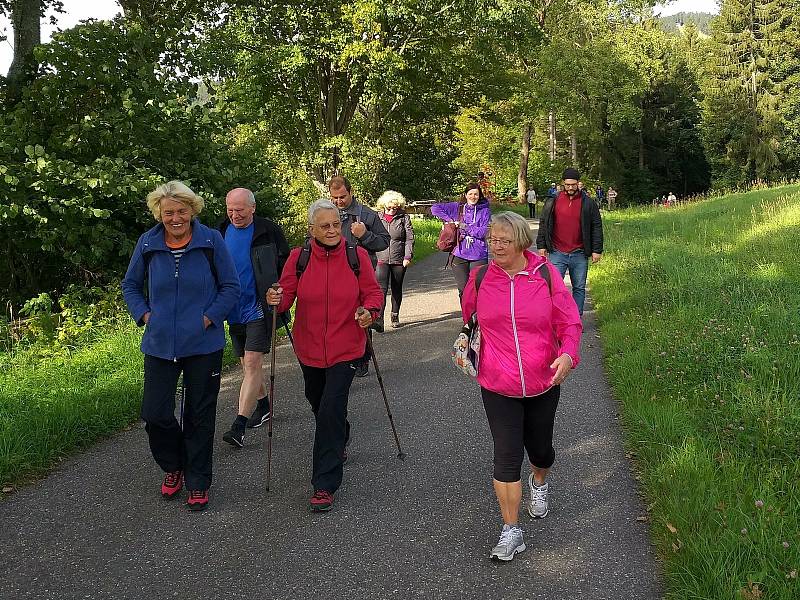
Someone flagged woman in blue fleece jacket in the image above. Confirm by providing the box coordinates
[122,181,239,511]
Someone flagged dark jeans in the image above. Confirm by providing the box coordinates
[300,360,357,494]
[481,386,560,483]
[142,351,223,491]
[528,202,536,218]
[451,256,488,299]
[375,263,407,316]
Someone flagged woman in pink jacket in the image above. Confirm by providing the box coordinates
[461,211,583,561]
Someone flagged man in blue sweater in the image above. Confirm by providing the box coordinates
[219,188,290,448]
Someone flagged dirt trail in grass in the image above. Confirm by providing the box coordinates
[0,219,662,600]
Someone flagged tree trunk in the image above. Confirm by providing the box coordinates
[517,122,531,204]
[570,131,577,164]
[638,129,645,169]
[5,0,42,106]
[548,111,556,162]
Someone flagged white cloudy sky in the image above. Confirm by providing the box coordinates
[1,0,720,76]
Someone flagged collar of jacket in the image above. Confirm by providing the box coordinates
[218,215,270,238]
[488,249,547,280]
[311,238,345,256]
[142,219,214,254]
[340,200,361,216]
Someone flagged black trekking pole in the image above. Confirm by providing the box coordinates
[362,315,406,461]
[178,374,186,431]
[265,286,280,492]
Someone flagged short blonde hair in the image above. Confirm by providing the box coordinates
[146,181,204,222]
[488,211,534,251]
[376,190,407,210]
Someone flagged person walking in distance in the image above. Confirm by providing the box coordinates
[431,183,490,299]
[462,212,582,560]
[218,188,290,448]
[266,200,383,512]
[122,181,240,511]
[525,187,537,219]
[606,187,617,211]
[329,176,389,377]
[536,167,604,315]
[374,190,415,330]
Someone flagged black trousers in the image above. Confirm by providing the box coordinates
[481,386,560,483]
[375,263,407,316]
[300,360,357,494]
[528,202,536,218]
[451,257,488,298]
[142,351,223,491]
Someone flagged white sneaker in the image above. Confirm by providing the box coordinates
[528,474,549,519]
[490,524,526,561]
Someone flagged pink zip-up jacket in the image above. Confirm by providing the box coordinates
[461,250,583,398]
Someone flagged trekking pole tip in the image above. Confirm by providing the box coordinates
[398,452,407,461]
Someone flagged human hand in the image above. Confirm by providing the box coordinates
[402,259,411,268]
[143,312,151,324]
[538,249,548,257]
[355,307,372,329]
[351,221,367,238]
[266,286,283,306]
[549,354,573,386]
[203,315,212,329]
[591,252,602,263]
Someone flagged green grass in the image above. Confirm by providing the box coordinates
[591,184,800,599]
[0,325,238,489]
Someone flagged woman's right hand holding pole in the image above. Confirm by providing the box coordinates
[266,286,283,306]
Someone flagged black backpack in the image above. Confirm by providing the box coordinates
[295,238,360,279]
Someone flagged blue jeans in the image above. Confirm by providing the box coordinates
[549,249,589,314]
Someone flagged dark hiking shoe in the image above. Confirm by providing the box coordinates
[186,489,209,511]
[390,313,401,328]
[354,360,369,378]
[161,470,183,499]
[310,490,334,512]
[222,423,245,448]
[246,399,271,429]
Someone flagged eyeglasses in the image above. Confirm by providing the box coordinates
[488,238,513,248]
[311,221,342,231]
[385,206,398,211]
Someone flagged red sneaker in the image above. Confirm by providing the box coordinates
[186,489,209,511]
[161,470,183,499]
[310,490,334,512]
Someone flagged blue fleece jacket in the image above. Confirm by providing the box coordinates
[122,220,240,360]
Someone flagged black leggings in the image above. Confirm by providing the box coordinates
[451,257,488,298]
[375,263,407,315]
[481,386,560,483]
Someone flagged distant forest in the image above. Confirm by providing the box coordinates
[657,11,715,34]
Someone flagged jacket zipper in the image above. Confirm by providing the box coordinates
[508,273,526,396]
[173,251,179,362]
[323,249,329,366]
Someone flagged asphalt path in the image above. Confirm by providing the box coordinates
[0,221,663,599]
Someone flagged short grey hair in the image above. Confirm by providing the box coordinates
[308,199,338,224]
[488,211,534,251]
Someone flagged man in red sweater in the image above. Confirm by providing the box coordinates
[535,167,604,315]
[267,200,383,512]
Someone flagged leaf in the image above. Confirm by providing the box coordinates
[24,145,35,158]
[87,178,100,189]
[666,522,678,534]
[2,486,13,493]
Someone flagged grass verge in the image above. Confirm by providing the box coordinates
[0,325,237,490]
[591,184,800,598]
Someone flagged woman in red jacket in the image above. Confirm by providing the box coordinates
[267,200,383,512]
[461,211,582,561]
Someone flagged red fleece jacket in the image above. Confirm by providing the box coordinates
[277,240,384,368]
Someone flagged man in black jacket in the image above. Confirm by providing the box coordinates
[219,188,290,447]
[536,167,603,315]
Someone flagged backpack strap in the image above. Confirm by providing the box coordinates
[295,238,312,279]
[296,238,359,279]
[537,263,552,296]
[474,264,489,294]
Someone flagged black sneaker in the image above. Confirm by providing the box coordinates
[354,360,369,378]
[246,399,271,429]
[222,424,245,448]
